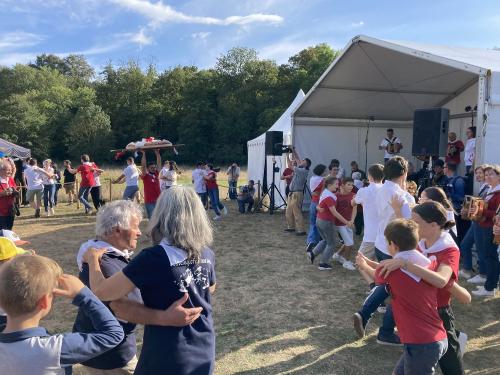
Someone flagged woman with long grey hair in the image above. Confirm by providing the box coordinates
[84,186,217,375]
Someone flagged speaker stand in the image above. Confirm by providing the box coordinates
[258,158,287,215]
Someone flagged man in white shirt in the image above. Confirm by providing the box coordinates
[113,157,139,201]
[379,128,403,164]
[192,162,208,208]
[23,158,50,218]
[464,126,476,175]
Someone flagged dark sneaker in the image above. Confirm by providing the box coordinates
[306,243,315,253]
[376,333,403,347]
[284,228,295,233]
[295,232,306,236]
[318,263,332,270]
[307,251,315,264]
[34,208,40,218]
[353,312,366,338]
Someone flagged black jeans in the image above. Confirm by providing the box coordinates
[0,215,14,230]
[90,186,103,211]
[438,306,464,375]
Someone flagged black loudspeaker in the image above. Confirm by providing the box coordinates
[265,131,284,156]
[412,108,449,156]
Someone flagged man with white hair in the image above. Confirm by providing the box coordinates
[74,200,203,374]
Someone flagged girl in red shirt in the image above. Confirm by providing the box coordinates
[379,202,466,375]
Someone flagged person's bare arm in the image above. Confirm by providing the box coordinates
[291,147,300,162]
[349,203,357,226]
[448,282,471,304]
[356,254,376,279]
[67,166,78,174]
[155,149,162,171]
[113,174,125,184]
[140,150,147,176]
[328,206,351,227]
[379,259,453,288]
[109,294,203,327]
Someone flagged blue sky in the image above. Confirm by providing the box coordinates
[1,0,499,71]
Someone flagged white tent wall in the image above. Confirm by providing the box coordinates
[246,90,305,208]
[484,72,500,165]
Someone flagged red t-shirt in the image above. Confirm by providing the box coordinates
[77,164,95,188]
[205,171,218,190]
[445,140,464,164]
[0,177,16,216]
[282,168,293,186]
[417,245,460,308]
[317,195,337,222]
[334,192,355,226]
[375,266,447,344]
[480,190,500,228]
[141,171,161,204]
[311,180,324,204]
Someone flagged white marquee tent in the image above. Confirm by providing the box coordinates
[292,35,500,197]
[0,138,31,159]
[247,90,305,207]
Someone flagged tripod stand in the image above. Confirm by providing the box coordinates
[258,157,287,215]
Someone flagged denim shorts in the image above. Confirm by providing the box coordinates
[335,225,354,246]
[123,185,139,200]
[394,339,448,375]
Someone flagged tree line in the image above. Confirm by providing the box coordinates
[0,45,338,164]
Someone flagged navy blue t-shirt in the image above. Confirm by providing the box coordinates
[123,243,216,375]
[73,252,142,369]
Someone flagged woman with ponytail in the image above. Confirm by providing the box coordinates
[379,201,466,375]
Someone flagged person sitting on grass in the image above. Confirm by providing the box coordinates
[331,177,357,271]
[356,219,470,375]
[75,200,204,374]
[237,180,256,214]
[0,255,124,374]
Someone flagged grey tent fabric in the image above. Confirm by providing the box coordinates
[0,138,31,159]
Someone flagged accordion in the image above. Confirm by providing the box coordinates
[448,144,457,156]
[461,196,486,221]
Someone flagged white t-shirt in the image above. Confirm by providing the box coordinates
[160,168,177,190]
[354,182,383,243]
[380,136,402,159]
[374,180,413,255]
[464,138,476,167]
[24,166,44,190]
[123,165,139,187]
[41,167,54,185]
[191,168,207,193]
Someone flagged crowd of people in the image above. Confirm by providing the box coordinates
[280,127,499,374]
[0,124,498,375]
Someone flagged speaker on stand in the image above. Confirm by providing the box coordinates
[260,131,287,214]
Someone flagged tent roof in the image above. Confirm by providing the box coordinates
[248,89,305,145]
[293,35,500,122]
[0,138,31,158]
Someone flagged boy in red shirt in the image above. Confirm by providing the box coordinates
[67,155,103,214]
[332,177,357,270]
[140,149,162,219]
[357,219,470,375]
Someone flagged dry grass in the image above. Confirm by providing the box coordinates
[12,185,500,375]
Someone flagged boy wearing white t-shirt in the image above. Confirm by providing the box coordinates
[354,164,384,261]
[192,162,208,207]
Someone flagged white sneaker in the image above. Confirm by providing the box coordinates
[222,206,228,215]
[213,215,222,221]
[467,275,486,284]
[343,261,356,271]
[471,287,495,297]
[50,207,55,215]
[457,332,468,357]
[458,269,473,279]
[331,253,341,263]
[46,211,50,217]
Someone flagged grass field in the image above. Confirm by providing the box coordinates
[12,176,500,375]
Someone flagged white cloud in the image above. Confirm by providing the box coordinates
[350,21,364,28]
[191,32,211,40]
[259,40,311,63]
[0,31,44,50]
[110,0,283,27]
[129,28,153,46]
[0,52,37,66]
